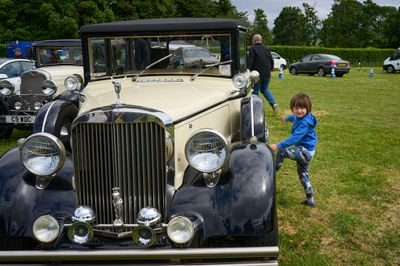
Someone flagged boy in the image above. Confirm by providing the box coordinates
[269,93,318,207]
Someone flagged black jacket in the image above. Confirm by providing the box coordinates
[247,43,274,78]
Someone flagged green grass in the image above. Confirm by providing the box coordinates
[1,68,399,265]
[267,68,400,265]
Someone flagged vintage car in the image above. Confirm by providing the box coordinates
[0,39,83,139]
[0,18,278,264]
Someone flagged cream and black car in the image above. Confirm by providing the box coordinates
[0,18,278,265]
[0,39,83,139]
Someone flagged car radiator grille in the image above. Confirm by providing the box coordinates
[72,122,167,228]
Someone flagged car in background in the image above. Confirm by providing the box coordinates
[290,54,350,77]
[383,47,400,73]
[0,39,82,139]
[0,18,278,264]
[271,52,287,70]
[0,58,35,138]
[170,46,219,68]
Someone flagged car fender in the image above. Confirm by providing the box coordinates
[241,95,266,142]
[0,147,75,240]
[170,141,276,241]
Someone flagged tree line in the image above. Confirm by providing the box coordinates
[0,0,399,49]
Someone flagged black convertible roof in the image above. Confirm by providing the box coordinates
[32,39,81,47]
[79,18,246,35]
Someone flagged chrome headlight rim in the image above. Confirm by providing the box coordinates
[68,221,94,245]
[167,216,195,244]
[0,80,15,96]
[132,225,157,247]
[20,132,66,176]
[232,73,247,89]
[185,128,229,173]
[33,215,60,243]
[41,80,57,96]
[64,74,82,91]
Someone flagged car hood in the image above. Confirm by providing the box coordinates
[39,65,83,86]
[80,75,237,122]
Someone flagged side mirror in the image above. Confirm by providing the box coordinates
[0,74,8,79]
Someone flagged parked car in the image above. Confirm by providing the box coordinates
[271,52,287,70]
[170,46,219,68]
[383,47,400,73]
[290,54,350,77]
[0,39,83,139]
[0,18,278,264]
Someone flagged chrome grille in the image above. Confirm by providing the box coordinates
[20,70,47,95]
[72,121,166,227]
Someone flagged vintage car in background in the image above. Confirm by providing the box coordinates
[290,53,350,77]
[0,39,83,139]
[0,18,278,264]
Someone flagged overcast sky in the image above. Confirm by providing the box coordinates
[230,0,400,28]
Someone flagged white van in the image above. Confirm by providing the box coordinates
[383,48,400,73]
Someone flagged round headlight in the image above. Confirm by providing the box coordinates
[167,216,194,244]
[249,70,260,84]
[0,80,15,96]
[132,225,157,247]
[42,80,57,95]
[20,133,66,176]
[232,73,247,89]
[68,222,93,244]
[64,75,81,91]
[34,102,42,111]
[14,102,22,110]
[185,129,229,173]
[33,215,60,243]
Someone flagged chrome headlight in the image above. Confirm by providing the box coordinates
[64,74,82,91]
[232,73,247,89]
[42,80,57,95]
[33,215,60,243]
[132,226,157,247]
[249,70,260,85]
[20,133,66,176]
[137,207,161,227]
[0,80,15,96]
[68,222,93,244]
[185,129,229,173]
[167,216,194,244]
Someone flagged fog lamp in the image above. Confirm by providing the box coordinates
[14,102,22,110]
[34,102,42,110]
[33,215,59,243]
[167,216,194,244]
[68,222,93,244]
[137,207,161,227]
[72,206,96,223]
[132,225,156,247]
[232,73,247,89]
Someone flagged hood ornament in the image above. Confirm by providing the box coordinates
[111,77,126,106]
[112,187,124,226]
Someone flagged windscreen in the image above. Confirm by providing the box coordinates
[89,34,232,79]
[37,46,82,66]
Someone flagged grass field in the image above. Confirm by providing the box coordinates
[1,68,399,265]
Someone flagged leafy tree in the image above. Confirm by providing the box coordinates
[250,8,272,46]
[272,6,307,46]
[302,3,320,46]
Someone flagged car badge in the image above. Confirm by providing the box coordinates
[111,77,126,106]
[112,187,124,226]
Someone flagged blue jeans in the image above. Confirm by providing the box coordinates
[252,77,276,107]
[276,146,315,199]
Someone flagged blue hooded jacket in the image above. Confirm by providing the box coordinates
[277,113,317,151]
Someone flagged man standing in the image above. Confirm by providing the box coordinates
[248,34,279,114]
[13,48,26,59]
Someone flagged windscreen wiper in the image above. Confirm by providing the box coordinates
[132,54,173,82]
[190,60,233,81]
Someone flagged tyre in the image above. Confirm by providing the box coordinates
[386,65,395,73]
[336,73,344,77]
[290,67,297,75]
[52,104,79,151]
[317,67,325,76]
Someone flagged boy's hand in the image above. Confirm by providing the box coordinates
[269,144,278,151]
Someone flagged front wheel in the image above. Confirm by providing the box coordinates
[386,65,395,73]
[317,67,325,76]
[290,67,297,75]
[336,73,344,77]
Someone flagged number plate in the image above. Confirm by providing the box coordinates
[5,115,35,124]
[338,63,346,67]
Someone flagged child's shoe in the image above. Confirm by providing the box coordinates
[300,199,316,207]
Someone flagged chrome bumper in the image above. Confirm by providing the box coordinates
[0,246,279,265]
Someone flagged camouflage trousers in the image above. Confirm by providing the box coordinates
[276,146,315,199]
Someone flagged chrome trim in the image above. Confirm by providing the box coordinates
[136,78,183,83]
[41,101,58,132]
[72,105,173,129]
[0,247,279,264]
[112,187,124,226]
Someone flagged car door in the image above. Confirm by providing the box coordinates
[297,54,313,73]
[310,55,322,73]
